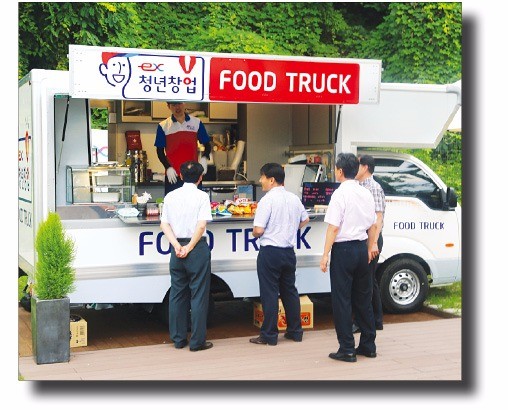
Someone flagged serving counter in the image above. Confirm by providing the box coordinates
[56,203,328,304]
[117,212,325,225]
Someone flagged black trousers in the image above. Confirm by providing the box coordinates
[257,245,303,344]
[371,233,384,327]
[169,238,211,349]
[354,232,384,328]
[330,240,376,354]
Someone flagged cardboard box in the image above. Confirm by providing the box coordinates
[70,314,87,347]
[253,295,313,330]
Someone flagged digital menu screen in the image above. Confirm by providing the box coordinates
[301,182,340,207]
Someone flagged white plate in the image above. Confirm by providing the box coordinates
[117,208,139,217]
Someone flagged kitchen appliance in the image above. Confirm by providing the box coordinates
[284,164,324,196]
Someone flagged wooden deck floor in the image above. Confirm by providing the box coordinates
[18,318,461,381]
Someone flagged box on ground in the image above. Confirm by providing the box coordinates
[253,295,313,330]
[70,314,87,347]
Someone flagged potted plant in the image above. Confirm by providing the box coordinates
[30,212,76,364]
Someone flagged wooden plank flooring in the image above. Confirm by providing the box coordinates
[18,300,445,357]
[18,318,461,381]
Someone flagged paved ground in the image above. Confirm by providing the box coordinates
[18,298,445,357]
[18,317,461,381]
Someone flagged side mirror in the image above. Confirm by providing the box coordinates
[444,187,458,209]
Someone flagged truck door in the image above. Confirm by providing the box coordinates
[372,155,461,312]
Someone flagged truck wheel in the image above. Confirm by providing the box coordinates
[379,258,429,313]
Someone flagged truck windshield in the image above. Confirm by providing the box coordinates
[373,158,443,210]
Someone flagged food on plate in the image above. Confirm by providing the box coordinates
[211,200,257,216]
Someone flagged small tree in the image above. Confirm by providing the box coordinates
[33,212,76,300]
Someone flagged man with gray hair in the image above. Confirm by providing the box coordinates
[353,154,386,332]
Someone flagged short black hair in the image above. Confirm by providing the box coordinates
[335,152,359,179]
[180,161,203,183]
[359,154,375,174]
[260,163,285,184]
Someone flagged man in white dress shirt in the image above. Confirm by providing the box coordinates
[250,163,309,346]
[160,161,213,352]
[320,153,377,362]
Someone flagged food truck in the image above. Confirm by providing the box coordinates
[18,45,461,321]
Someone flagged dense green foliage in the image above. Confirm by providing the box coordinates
[91,108,109,130]
[405,132,462,201]
[19,2,461,83]
[18,2,462,194]
[34,213,76,300]
[358,2,462,83]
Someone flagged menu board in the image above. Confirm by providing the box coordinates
[301,182,340,207]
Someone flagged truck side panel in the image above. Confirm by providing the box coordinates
[18,77,35,273]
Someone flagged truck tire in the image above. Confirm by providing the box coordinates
[379,258,429,313]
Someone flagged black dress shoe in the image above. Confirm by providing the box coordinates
[283,333,302,342]
[376,324,384,331]
[328,351,357,362]
[174,341,188,349]
[355,347,377,358]
[190,341,213,352]
[249,336,277,346]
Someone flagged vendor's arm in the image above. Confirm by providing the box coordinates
[155,124,171,169]
[198,122,211,159]
[156,147,171,169]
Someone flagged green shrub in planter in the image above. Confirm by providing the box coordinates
[33,212,75,299]
[31,212,76,364]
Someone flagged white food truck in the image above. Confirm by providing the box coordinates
[18,45,461,321]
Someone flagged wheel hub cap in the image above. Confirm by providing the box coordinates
[389,270,421,305]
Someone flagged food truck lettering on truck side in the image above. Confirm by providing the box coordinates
[138,226,313,255]
[18,45,461,321]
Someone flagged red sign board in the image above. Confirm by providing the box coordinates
[209,57,360,104]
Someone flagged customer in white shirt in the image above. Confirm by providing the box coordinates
[250,163,309,346]
[320,153,377,363]
[160,161,213,352]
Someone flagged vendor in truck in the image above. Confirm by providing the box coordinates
[154,101,212,194]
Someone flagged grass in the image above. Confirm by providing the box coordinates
[425,281,462,312]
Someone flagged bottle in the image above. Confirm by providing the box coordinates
[133,150,139,183]
[125,151,132,167]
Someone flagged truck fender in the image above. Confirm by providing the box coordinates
[378,236,436,278]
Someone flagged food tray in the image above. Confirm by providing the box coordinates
[92,192,121,203]
[95,175,124,186]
